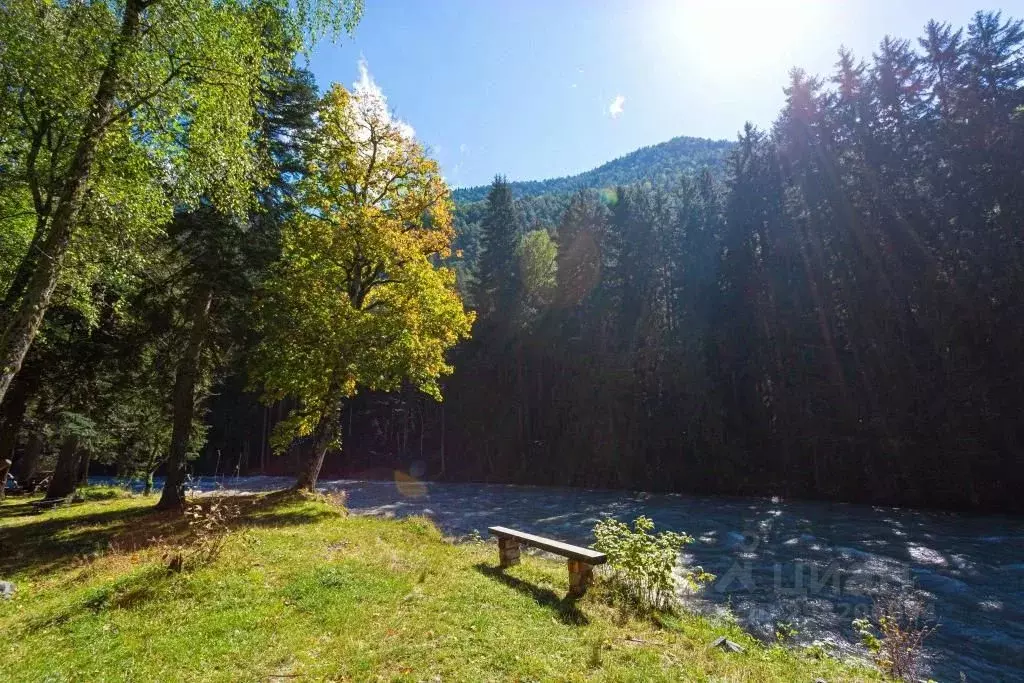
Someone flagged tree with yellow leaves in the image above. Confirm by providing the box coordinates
[252,83,474,491]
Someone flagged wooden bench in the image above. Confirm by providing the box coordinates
[488,526,607,597]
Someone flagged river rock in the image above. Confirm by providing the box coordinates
[0,581,14,599]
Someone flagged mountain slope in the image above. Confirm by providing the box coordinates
[452,135,734,204]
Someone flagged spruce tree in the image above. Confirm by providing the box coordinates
[555,190,606,309]
[474,176,522,316]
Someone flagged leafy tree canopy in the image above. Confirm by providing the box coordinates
[0,0,363,403]
[253,83,474,453]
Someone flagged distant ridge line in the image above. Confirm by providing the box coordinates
[452,134,734,203]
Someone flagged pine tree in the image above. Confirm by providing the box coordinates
[473,176,522,316]
[555,190,606,310]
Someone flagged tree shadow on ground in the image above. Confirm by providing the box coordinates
[22,563,173,633]
[0,498,49,520]
[0,489,337,578]
[0,504,169,578]
[473,562,589,625]
[234,490,341,529]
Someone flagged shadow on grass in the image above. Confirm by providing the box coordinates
[0,499,46,520]
[0,489,338,578]
[24,563,173,633]
[0,488,131,521]
[473,562,589,625]
[233,489,341,529]
[0,504,169,578]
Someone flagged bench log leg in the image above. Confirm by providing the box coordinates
[567,559,595,597]
[498,537,521,568]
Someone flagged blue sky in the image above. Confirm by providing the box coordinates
[308,1,1023,188]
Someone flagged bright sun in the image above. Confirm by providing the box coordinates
[653,0,828,80]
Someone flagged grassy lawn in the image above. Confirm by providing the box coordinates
[0,488,883,682]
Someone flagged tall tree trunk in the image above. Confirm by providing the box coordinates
[0,368,37,501]
[157,285,214,510]
[0,0,144,405]
[294,398,342,492]
[76,449,91,487]
[0,371,36,499]
[439,402,446,477]
[0,459,9,501]
[46,436,81,500]
[0,215,49,331]
[260,405,268,473]
[11,429,44,484]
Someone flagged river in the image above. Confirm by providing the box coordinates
[103,475,1024,681]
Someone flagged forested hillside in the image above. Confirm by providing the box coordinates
[452,135,733,203]
[449,136,734,284]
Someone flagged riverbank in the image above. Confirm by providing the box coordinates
[0,489,881,681]
[92,474,1024,680]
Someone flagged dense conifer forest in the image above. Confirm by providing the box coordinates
[3,6,1023,512]
[325,12,1024,513]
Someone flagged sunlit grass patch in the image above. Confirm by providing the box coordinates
[0,491,884,682]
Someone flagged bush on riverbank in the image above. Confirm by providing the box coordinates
[855,592,937,682]
[0,490,884,681]
[593,515,713,613]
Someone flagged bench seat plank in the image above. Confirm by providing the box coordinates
[488,526,607,564]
